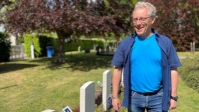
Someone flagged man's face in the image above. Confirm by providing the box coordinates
[133,7,155,38]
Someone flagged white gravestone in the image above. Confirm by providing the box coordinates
[78,46,81,52]
[102,70,112,111]
[31,42,35,59]
[80,81,95,112]
[42,109,55,112]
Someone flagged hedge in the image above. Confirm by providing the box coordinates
[0,32,11,62]
[23,33,117,56]
[23,34,53,57]
[179,56,199,93]
[64,39,105,52]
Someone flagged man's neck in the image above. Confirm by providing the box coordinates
[138,32,153,38]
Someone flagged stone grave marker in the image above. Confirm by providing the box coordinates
[102,70,112,111]
[80,81,95,112]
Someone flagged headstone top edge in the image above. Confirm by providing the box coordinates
[80,81,95,90]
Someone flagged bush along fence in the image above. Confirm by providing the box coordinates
[42,70,113,112]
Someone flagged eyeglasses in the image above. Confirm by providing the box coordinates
[133,16,151,23]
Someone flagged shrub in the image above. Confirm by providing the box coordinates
[179,56,199,93]
[38,35,54,56]
[23,34,53,57]
[64,39,104,52]
[0,32,11,62]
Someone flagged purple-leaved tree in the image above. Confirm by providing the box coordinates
[5,0,133,62]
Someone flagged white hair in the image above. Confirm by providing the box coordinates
[132,2,157,17]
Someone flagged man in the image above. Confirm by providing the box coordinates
[111,1,181,112]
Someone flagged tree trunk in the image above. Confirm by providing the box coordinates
[56,30,71,63]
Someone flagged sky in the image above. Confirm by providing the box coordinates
[0,24,5,32]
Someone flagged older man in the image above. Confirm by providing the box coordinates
[111,1,181,112]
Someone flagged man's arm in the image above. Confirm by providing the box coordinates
[171,69,179,96]
[169,69,179,110]
[112,67,122,111]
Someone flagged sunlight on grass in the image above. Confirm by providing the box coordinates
[177,51,199,57]
[172,77,199,112]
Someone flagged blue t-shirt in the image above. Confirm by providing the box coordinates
[130,33,162,93]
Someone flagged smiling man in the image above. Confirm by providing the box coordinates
[111,1,182,112]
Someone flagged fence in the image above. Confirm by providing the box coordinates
[10,45,25,60]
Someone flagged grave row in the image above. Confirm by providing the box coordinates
[43,70,112,112]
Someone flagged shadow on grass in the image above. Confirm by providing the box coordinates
[0,84,18,90]
[28,52,113,71]
[65,53,113,71]
[0,63,38,74]
[1,52,113,72]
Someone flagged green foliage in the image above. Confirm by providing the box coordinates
[23,34,54,57]
[64,39,104,52]
[104,0,110,8]
[24,34,39,57]
[179,57,199,93]
[0,32,11,62]
[38,35,54,56]
[18,36,24,43]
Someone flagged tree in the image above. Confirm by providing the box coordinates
[0,0,15,29]
[146,0,199,51]
[5,0,134,62]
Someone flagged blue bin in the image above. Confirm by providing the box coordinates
[46,46,53,58]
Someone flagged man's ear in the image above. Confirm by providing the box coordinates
[151,17,156,24]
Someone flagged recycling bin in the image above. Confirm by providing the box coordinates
[46,46,53,58]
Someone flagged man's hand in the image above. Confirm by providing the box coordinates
[169,99,177,110]
[112,98,121,111]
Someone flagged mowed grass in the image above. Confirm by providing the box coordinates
[0,51,199,112]
[177,51,199,57]
[172,76,199,112]
[0,52,113,112]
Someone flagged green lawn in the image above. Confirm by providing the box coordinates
[0,52,113,112]
[0,51,199,112]
[177,51,199,57]
[172,78,199,112]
